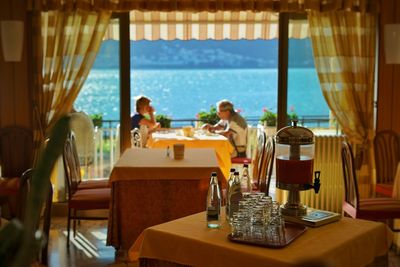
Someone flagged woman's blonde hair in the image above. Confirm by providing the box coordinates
[135,95,151,112]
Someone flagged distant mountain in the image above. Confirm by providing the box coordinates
[93,39,315,69]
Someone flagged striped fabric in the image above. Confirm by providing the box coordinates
[103,10,309,40]
[308,10,376,188]
[32,10,111,200]
[27,0,380,13]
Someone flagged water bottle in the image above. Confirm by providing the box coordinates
[228,171,242,220]
[225,168,236,221]
[206,172,221,228]
[241,164,252,192]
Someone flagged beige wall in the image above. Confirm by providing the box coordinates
[0,0,32,129]
[0,1,398,134]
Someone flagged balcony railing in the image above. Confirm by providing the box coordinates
[88,115,339,179]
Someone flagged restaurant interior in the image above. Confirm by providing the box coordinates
[1,0,400,266]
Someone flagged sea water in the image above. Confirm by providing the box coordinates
[75,68,329,124]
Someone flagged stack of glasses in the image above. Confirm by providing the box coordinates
[230,192,286,244]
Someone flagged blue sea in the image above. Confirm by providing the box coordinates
[75,68,329,126]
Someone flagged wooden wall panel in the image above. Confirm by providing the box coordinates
[0,0,31,129]
[377,0,400,134]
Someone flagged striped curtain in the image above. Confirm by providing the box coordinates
[103,10,309,40]
[307,11,376,197]
[27,0,380,13]
[32,9,111,199]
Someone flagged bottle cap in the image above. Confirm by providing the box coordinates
[211,172,217,176]
[230,168,235,172]
[234,171,239,175]
[243,164,248,168]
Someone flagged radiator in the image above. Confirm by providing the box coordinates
[275,135,345,213]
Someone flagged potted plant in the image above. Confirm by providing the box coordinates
[90,113,103,128]
[197,106,219,126]
[156,114,172,128]
[260,108,277,127]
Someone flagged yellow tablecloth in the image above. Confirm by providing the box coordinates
[107,148,225,251]
[147,131,234,181]
[133,211,392,267]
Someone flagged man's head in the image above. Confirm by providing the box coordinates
[217,99,234,120]
[135,96,152,113]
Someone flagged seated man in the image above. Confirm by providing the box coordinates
[131,96,160,146]
[202,100,248,158]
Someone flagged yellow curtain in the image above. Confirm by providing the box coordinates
[32,9,111,200]
[27,0,380,13]
[307,11,376,197]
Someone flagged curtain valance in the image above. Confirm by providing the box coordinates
[27,0,380,13]
[103,11,309,40]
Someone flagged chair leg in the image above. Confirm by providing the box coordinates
[73,210,77,237]
[41,184,53,265]
[67,207,71,248]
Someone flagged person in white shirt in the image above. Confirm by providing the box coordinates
[202,99,248,158]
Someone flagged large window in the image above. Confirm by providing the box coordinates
[130,40,278,127]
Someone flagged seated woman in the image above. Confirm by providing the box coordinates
[202,100,248,158]
[131,96,160,146]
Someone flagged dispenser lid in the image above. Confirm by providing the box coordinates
[275,120,314,145]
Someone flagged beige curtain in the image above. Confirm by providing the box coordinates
[103,10,308,41]
[307,11,376,197]
[27,0,380,13]
[32,9,111,200]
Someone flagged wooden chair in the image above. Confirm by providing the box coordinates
[231,128,252,164]
[131,128,142,148]
[374,130,400,197]
[63,134,111,247]
[68,133,109,190]
[252,127,267,189]
[258,137,275,195]
[341,141,400,229]
[0,126,33,219]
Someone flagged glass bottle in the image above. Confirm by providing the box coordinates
[225,168,235,221]
[206,172,221,228]
[240,163,252,192]
[228,171,243,220]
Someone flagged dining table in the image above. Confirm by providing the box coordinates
[147,130,234,180]
[131,210,392,267]
[106,147,225,252]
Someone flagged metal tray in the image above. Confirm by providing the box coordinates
[227,222,307,248]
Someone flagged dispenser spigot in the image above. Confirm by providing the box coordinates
[303,171,321,193]
[313,171,321,193]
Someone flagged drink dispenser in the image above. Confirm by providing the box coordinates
[275,121,320,217]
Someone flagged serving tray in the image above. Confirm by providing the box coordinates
[227,222,307,248]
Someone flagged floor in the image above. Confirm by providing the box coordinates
[48,217,137,267]
[48,217,400,267]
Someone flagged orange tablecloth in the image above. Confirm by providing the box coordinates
[133,211,392,267]
[147,131,234,181]
[106,148,225,251]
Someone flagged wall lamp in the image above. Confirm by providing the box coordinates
[385,24,400,64]
[1,20,24,62]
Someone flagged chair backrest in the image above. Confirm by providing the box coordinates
[0,126,33,177]
[63,134,82,197]
[374,130,400,184]
[252,126,266,184]
[259,137,275,195]
[341,141,360,214]
[131,128,142,148]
